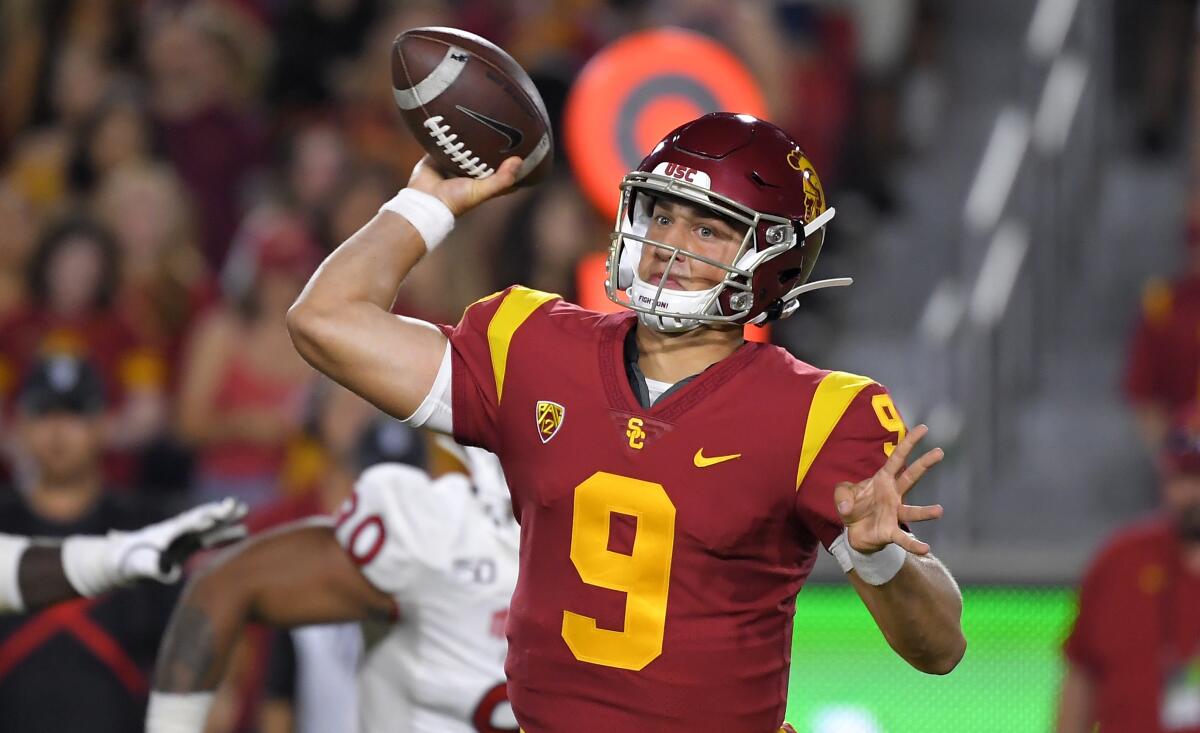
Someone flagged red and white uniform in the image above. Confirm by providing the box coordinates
[335,451,519,733]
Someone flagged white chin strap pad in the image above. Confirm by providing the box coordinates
[617,194,654,289]
[627,272,720,333]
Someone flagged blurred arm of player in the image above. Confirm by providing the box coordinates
[833,425,967,675]
[1054,664,1095,733]
[285,156,522,423]
[0,499,247,614]
[146,520,397,733]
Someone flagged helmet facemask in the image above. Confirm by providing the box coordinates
[605,170,844,332]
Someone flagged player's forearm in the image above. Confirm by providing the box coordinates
[153,565,251,692]
[1055,664,1096,733]
[850,553,965,674]
[17,545,78,611]
[154,522,392,692]
[0,537,72,613]
[288,211,428,350]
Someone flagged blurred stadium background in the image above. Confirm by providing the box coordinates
[0,0,1191,731]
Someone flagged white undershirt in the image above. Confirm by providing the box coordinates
[645,377,674,405]
[403,342,454,434]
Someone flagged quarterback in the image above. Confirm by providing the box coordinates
[285,112,965,731]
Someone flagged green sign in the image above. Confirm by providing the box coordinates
[786,585,1077,732]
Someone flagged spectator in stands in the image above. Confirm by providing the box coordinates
[6,42,117,214]
[332,4,439,181]
[1057,407,1200,733]
[1124,226,1200,449]
[320,165,395,254]
[143,4,267,268]
[286,120,352,234]
[0,217,167,484]
[495,176,604,302]
[266,0,381,114]
[177,208,317,510]
[68,87,157,195]
[0,181,40,323]
[93,162,214,379]
[0,355,178,732]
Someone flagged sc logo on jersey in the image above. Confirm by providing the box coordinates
[536,400,565,443]
[626,417,646,450]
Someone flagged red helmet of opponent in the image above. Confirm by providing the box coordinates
[606,112,846,332]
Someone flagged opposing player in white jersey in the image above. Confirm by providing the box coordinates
[348,441,518,733]
[146,440,520,733]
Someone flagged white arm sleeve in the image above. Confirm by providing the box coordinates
[401,339,453,434]
[0,534,30,613]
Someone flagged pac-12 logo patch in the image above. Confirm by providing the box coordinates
[535,400,565,443]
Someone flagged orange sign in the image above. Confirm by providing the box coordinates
[564,28,768,220]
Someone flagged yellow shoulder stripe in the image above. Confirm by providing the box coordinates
[1141,278,1172,326]
[487,286,560,404]
[795,371,875,490]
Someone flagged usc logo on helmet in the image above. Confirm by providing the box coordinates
[786,147,825,224]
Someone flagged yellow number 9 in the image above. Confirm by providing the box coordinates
[871,393,907,456]
[561,471,676,671]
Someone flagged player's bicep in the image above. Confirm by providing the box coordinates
[228,521,397,626]
[289,298,447,422]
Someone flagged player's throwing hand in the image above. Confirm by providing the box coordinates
[834,424,946,556]
[408,154,523,217]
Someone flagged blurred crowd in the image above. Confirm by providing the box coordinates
[0,0,942,730]
[0,0,946,530]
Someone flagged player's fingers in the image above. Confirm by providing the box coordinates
[897,503,944,523]
[882,424,929,477]
[199,524,248,549]
[896,447,945,496]
[407,154,444,185]
[894,528,931,555]
[833,482,857,520]
[486,156,523,191]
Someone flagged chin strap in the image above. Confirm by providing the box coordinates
[781,276,854,301]
[750,276,855,325]
[803,206,836,237]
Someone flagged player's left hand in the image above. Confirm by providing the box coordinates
[834,424,945,556]
[111,498,250,584]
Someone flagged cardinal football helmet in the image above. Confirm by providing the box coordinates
[606,112,848,332]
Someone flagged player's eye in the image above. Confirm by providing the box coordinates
[696,226,714,239]
[654,214,671,227]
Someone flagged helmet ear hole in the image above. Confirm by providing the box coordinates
[778,267,803,285]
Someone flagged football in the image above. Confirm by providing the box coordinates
[391,27,554,186]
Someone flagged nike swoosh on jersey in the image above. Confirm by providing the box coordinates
[456,105,525,152]
[693,448,742,467]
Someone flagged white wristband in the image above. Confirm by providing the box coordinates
[146,691,215,733]
[61,534,122,597]
[828,530,909,586]
[379,188,455,252]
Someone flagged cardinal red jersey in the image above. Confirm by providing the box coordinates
[1064,517,1200,733]
[442,286,905,733]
